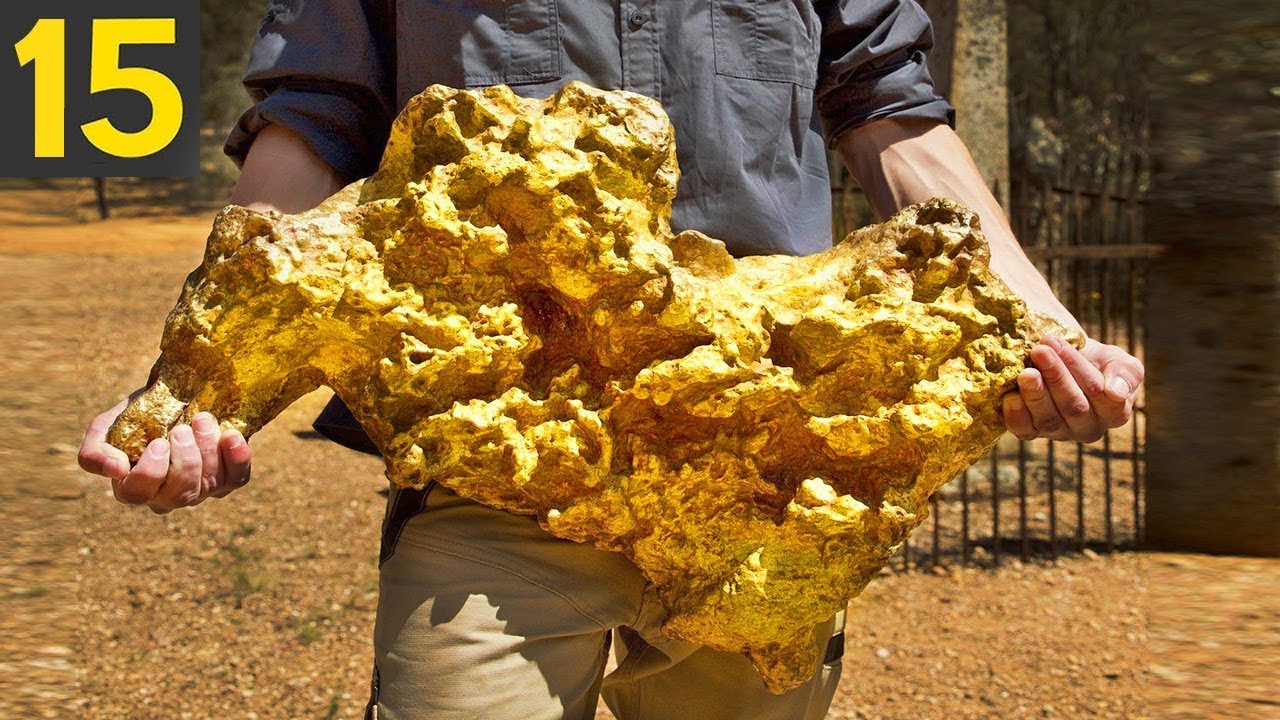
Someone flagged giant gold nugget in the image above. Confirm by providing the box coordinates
[109,82,1079,692]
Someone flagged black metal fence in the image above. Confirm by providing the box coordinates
[829,161,1151,569]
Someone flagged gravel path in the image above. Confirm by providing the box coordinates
[2,191,1272,719]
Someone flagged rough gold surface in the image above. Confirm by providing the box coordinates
[108,82,1081,692]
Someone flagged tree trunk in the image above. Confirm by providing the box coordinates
[93,178,110,220]
[922,0,1011,212]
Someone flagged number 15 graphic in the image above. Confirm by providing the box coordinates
[15,18,183,159]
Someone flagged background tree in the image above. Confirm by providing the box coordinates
[197,0,269,194]
[1007,0,1149,200]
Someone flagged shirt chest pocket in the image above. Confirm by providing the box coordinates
[711,0,821,88]
[398,0,561,95]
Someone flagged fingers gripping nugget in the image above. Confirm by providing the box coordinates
[109,82,1080,692]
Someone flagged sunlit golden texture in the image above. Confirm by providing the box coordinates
[108,82,1080,692]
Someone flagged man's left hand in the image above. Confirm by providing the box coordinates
[1002,335,1144,443]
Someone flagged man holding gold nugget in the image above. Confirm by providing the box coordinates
[78,1,1143,718]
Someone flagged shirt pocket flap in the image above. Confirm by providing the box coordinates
[712,0,821,88]
[399,0,562,96]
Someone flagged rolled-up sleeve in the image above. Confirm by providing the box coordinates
[224,0,396,184]
[814,0,956,147]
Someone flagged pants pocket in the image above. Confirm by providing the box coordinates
[823,608,847,666]
[378,483,433,566]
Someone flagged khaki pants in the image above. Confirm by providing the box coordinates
[366,485,845,720]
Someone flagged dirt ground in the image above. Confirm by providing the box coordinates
[1,186,1274,719]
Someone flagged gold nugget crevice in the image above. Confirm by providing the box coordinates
[108,82,1080,693]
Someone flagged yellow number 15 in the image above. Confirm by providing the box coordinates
[15,18,184,159]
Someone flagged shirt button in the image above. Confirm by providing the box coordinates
[628,11,649,31]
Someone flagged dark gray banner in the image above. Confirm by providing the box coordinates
[1,0,199,177]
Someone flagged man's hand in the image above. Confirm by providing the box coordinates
[76,125,336,514]
[78,394,252,514]
[1002,335,1144,443]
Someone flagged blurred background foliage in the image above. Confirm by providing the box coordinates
[197,0,269,194]
[1007,0,1148,195]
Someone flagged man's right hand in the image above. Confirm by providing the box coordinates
[77,126,335,514]
[78,393,252,514]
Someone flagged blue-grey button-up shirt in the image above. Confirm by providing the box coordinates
[226,0,954,257]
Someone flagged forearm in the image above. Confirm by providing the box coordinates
[836,117,1081,334]
[229,124,345,213]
